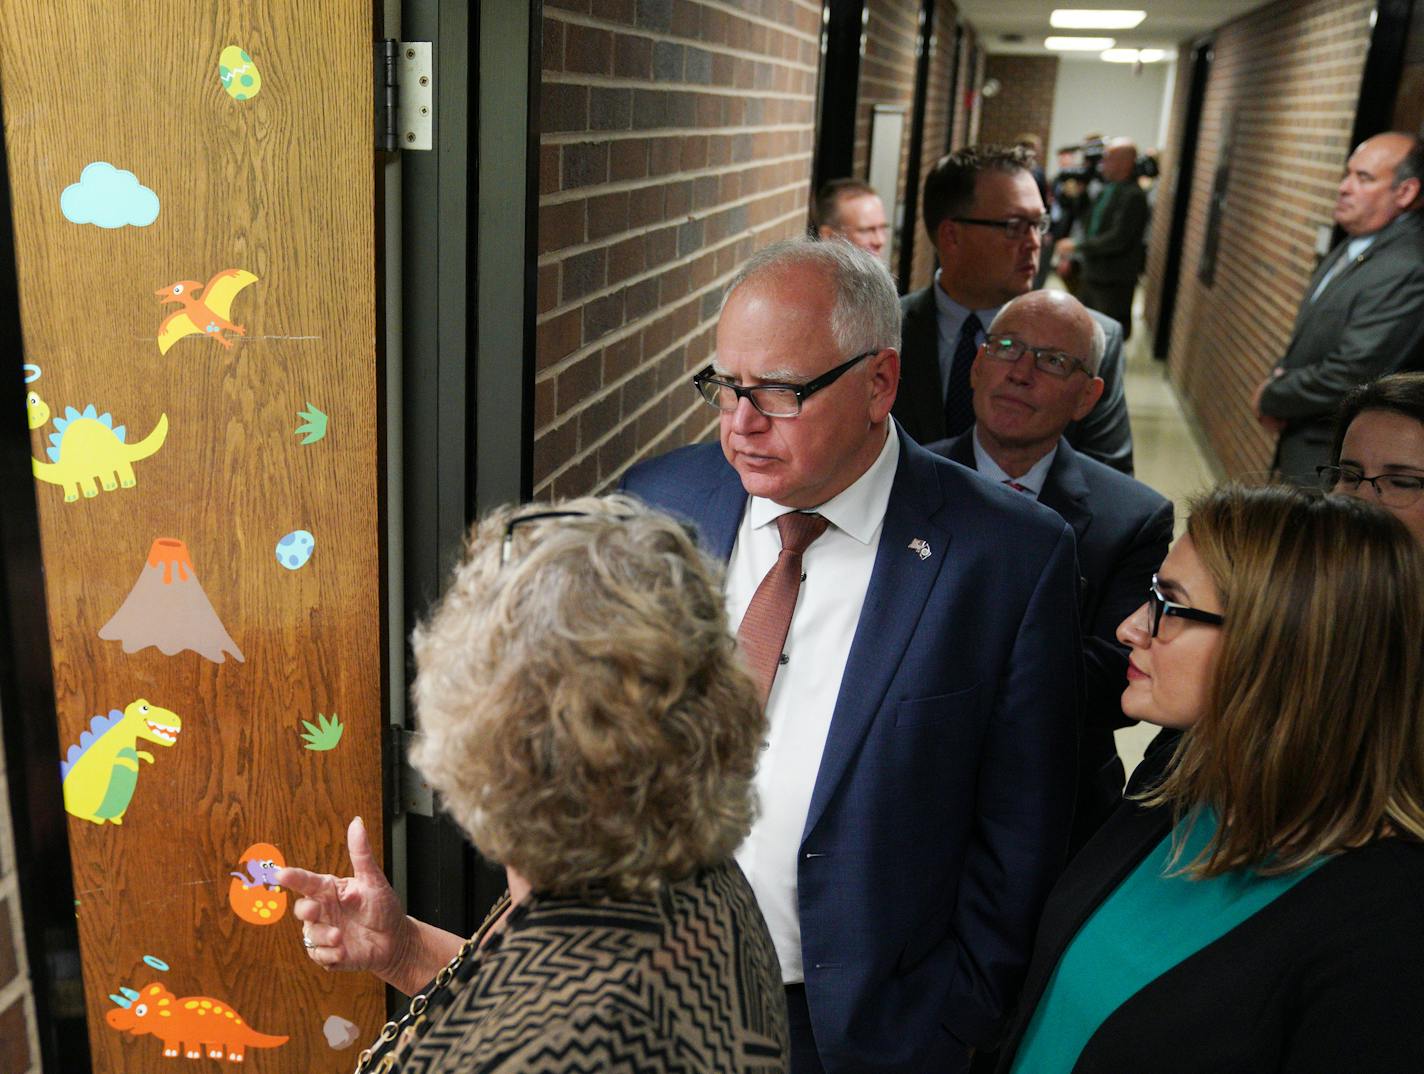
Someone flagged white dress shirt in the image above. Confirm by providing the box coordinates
[726,424,901,983]
[971,427,1057,499]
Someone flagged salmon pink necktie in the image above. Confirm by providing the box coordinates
[737,511,830,706]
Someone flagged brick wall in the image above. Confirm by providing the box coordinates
[1150,0,1373,478]
[908,1,961,290]
[978,55,1059,152]
[535,0,822,497]
[853,2,919,277]
[0,714,40,1074]
[1140,41,1193,338]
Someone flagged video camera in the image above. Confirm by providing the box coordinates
[1055,139,1159,183]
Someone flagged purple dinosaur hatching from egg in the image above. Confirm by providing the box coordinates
[230,855,281,890]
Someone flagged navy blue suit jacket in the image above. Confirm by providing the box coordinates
[931,432,1173,853]
[623,431,1082,1073]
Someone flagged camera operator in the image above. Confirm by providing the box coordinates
[1055,138,1150,339]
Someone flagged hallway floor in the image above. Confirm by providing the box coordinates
[1111,298,1222,776]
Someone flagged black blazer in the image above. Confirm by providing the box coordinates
[1076,181,1150,286]
[995,744,1424,1073]
[894,286,1134,475]
[930,432,1173,851]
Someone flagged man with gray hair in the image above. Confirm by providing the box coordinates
[927,290,1173,855]
[624,237,1081,1073]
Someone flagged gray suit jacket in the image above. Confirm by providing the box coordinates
[1077,181,1150,286]
[1261,211,1424,484]
[893,285,1135,474]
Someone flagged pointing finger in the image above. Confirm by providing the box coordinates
[346,816,383,883]
[275,865,338,901]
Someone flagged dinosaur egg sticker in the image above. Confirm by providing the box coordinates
[276,530,315,570]
[228,842,288,925]
[218,46,262,100]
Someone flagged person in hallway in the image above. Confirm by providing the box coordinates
[896,145,1134,474]
[1252,131,1424,486]
[995,485,1424,1073]
[625,237,1082,1074]
[277,498,789,1073]
[813,178,888,258]
[1053,138,1149,339]
[927,290,1173,855]
[1322,371,1424,544]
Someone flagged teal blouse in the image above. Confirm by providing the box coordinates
[1010,811,1324,1074]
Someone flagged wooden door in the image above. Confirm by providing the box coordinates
[0,2,385,1070]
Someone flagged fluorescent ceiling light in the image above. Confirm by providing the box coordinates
[1051,9,1146,29]
[1045,36,1117,51]
[1101,47,1167,62]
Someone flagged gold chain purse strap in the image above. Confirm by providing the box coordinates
[353,891,513,1074]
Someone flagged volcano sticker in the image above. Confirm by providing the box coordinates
[99,539,244,663]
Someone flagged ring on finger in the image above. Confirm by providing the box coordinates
[302,935,317,950]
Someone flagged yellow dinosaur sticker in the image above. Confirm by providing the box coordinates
[61,700,181,825]
[155,269,258,354]
[30,400,168,502]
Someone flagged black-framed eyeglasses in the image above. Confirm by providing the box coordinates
[1317,464,1424,508]
[501,510,641,566]
[951,214,1051,240]
[982,334,1091,379]
[1147,574,1224,639]
[692,350,878,418]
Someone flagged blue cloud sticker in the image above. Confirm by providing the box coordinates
[60,163,159,228]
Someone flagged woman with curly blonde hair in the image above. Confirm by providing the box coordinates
[998,484,1424,1073]
[279,496,787,1073]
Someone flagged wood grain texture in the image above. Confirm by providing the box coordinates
[0,1,385,1070]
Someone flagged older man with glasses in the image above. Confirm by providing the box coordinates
[894,145,1134,475]
[622,236,1082,1074]
[927,289,1173,860]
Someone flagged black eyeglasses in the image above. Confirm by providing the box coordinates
[1147,574,1224,639]
[1317,465,1424,507]
[982,335,1091,379]
[501,510,644,566]
[692,350,878,418]
[951,214,1051,240]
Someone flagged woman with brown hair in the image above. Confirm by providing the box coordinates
[996,484,1424,1073]
[279,496,787,1073]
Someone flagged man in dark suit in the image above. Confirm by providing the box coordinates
[1253,132,1424,486]
[623,237,1080,1074]
[927,289,1173,854]
[896,145,1134,474]
[1055,138,1150,338]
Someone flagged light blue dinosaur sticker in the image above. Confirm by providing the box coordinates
[276,530,315,570]
[60,163,159,228]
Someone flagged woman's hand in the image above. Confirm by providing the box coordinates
[278,816,411,979]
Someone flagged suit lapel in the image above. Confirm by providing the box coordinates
[699,465,748,562]
[802,439,950,839]
[1037,440,1092,548]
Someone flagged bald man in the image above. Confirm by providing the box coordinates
[1252,132,1424,485]
[928,290,1172,853]
[1055,138,1149,337]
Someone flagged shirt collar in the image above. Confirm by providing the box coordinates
[971,426,1057,498]
[933,269,1002,330]
[748,422,900,544]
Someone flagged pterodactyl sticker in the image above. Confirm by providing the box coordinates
[155,269,258,354]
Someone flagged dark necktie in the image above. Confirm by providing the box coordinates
[943,312,982,438]
[736,512,830,706]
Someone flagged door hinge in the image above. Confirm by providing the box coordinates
[376,39,434,154]
[385,724,435,817]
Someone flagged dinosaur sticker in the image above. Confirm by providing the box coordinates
[155,269,258,354]
[227,842,288,925]
[29,401,168,502]
[60,162,159,228]
[107,981,288,1063]
[60,699,181,825]
[218,45,263,100]
[99,538,245,663]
